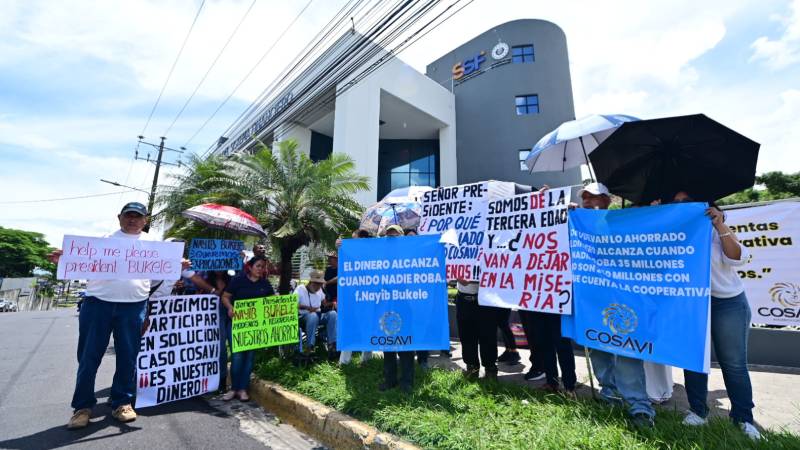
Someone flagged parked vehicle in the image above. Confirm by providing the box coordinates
[0,299,8,312]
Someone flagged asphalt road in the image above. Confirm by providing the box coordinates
[0,308,324,450]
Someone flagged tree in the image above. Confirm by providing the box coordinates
[718,171,800,205]
[0,227,55,277]
[218,140,369,293]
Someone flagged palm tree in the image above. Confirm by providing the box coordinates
[219,139,369,293]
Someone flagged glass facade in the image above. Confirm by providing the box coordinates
[515,94,540,115]
[377,139,439,199]
[519,149,530,171]
[512,45,535,63]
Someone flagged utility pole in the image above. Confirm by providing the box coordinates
[134,135,184,232]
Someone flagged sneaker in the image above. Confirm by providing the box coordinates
[222,390,237,401]
[111,404,137,423]
[236,390,250,402]
[497,351,521,364]
[524,370,546,381]
[67,408,92,430]
[631,413,654,429]
[739,422,761,441]
[682,411,707,426]
[463,366,480,381]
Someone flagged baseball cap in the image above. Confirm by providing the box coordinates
[383,224,404,236]
[120,202,148,216]
[579,182,610,197]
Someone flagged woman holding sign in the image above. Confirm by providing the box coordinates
[221,256,275,401]
[671,192,761,441]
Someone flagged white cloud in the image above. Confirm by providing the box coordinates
[750,0,800,69]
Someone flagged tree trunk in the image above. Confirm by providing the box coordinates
[277,238,302,294]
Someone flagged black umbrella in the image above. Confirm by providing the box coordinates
[589,114,760,204]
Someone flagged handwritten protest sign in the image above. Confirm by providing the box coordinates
[188,239,244,271]
[337,234,449,351]
[478,187,572,314]
[726,202,800,326]
[562,203,711,373]
[418,181,514,281]
[136,294,220,408]
[57,235,183,280]
[231,294,299,353]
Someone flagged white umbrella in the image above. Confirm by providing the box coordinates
[525,114,639,179]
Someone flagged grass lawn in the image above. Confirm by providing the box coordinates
[256,353,799,450]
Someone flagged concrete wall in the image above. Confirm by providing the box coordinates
[333,57,456,204]
[426,19,581,189]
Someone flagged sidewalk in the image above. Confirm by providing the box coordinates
[431,340,800,435]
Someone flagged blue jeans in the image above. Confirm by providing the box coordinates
[590,350,654,418]
[71,296,146,410]
[684,292,754,424]
[228,323,254,391]
[298,310,337,348]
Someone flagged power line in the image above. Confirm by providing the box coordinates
[162,0,258,137]
[141,0,207,137]
[0,191,136,205]
[181,0,316,149]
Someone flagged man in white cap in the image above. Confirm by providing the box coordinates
[295,270,338,360]
[577,182,656,428]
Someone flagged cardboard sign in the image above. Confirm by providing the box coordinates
[231,294,299,352]
[726,202,800,325]
[188,239,244,271]
[136,294,220,408]
[478,187,573,314]
[57,235,183,280]
[337,234,449,352]
[418,181,514,281]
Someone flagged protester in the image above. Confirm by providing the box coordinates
[404,228,431,369]
[670,191,761,440]
[51,202,157,429]
[243,243,279,277]
[296,270,339,361]
[207,269,233,393]
[644,361,674,403]
[149,238,215,298]
[221,255,276,401]
[573,183,655,426]
[379,224,417,392]
[339,230,374,365]
[323,251,338,312]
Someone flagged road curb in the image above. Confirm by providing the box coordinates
[249,377,420,450]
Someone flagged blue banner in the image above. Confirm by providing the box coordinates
[563,203,712,373]
[188,239,244,271]
[337,234,449,351]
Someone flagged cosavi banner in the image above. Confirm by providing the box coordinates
[418,181,514,281]
[479,187,573,314]
[725,201,800,326]
[57,235,183,280]
[136,294,220,408]
[337,234,449,351]
[563,203,712,373]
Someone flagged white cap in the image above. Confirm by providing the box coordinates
[579,182,610,197]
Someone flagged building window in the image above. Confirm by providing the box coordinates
[512,45,534,63]
[515,94,539,115]
[519,149,530,171]
[377,140,439,199]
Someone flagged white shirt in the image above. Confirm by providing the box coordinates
[710,229,750,299]
[457,281,479,295]
[85,229,157,303]
[150,269,197,299]
[294,284,325,309]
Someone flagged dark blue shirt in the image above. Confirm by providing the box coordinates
[225,274,275,303]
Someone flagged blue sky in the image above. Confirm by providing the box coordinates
[1,0,798,246]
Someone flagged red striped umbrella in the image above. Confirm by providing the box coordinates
[181,204,267,237]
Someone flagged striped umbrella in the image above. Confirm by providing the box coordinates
[181,203,267,237]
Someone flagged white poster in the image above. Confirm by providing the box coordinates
[478,187,573,314]
[418,181,514,281]
[136,294,221,408]
[725,201,800,326]
[57,235,183,280]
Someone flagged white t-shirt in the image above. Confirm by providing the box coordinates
[85,229,157,303]
[294,284,325,309]
[150,270,197,299]
[710,229,751,299]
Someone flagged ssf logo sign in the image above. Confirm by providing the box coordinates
[452,42,509,80]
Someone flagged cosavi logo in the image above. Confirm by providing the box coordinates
[758,282,800,319]
[585,303,654,354]
[372,311,411,345]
